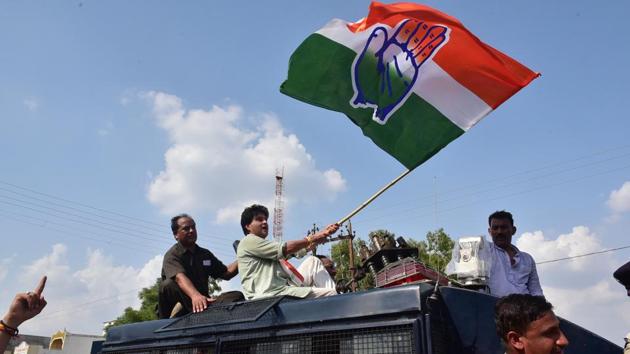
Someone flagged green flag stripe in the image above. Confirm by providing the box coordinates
[281,33,464,169]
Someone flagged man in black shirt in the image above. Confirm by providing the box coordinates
[158,214,238,319]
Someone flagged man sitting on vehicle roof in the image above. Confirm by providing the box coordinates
[487,210,543,297]
[298,254,338,291]
[237,204,339,300]
[495,294,569,354]
[158,214,240,319]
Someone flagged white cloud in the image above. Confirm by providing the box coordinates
[516,226,602,272]
[144,91,346,222]
[607,181,630,216]
[13,244,164,336]
[23,97,39,112]
[515,226,629,344]
[544,280,630,346]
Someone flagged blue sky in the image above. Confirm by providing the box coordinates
[1,0,629,343]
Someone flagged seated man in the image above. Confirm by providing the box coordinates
[494,294,569,354]
[158,214,239,319]
[298,255,337,290]
[237,204,339,300]
[487,210,543,297]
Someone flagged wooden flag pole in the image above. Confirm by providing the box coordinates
[336,168,412,225]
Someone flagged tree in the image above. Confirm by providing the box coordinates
[327,228,455,291]
[109,277,224,330]
[407,228,454,273]
[330,236,374,290]
[110,278,160,327]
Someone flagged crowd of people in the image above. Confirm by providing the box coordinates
[3,207,630,354]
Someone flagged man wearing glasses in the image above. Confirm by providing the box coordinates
[158,214,238,319]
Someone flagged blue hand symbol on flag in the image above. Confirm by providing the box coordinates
[350,19,449,124]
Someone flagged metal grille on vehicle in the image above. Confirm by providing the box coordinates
[221,324,415,354]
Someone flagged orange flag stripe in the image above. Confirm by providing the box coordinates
[347,2,539,109]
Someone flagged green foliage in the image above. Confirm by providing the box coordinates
[326,228,455,291]
[108,276,224,331]
[407,228,454,272]
[208,278,222,296]
[330,237,374,290]
[109,278,160,328]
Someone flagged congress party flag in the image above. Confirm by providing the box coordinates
[280,2,539,170]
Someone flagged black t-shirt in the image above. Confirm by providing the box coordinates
[161,243,228,296]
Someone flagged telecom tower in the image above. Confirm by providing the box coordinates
[273,168,284,243]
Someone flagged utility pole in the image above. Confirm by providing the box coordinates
[273,168,284,243]
[307,223,319,255]
[346,220,357,292]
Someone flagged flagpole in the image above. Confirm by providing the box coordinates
[336,168,412,225]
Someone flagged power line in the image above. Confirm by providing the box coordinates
[536,245,630,265]
[36,288,144,321]
[0,210,165,256]
[352,161,630,230]
[0,180,163,228]
[0,190,238,258]
[0,185,165,234]
[355,146,630,220]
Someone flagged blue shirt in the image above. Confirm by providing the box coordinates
[488,243,543,297]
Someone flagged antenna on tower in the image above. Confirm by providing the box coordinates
[273,167,285,243]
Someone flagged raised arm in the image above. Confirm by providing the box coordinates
[1,276,48,352]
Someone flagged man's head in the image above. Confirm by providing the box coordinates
[495,294,568,354]
[613,261,630,296]
[171,214,197,249]
[240,204,270,237]
[488,210,517,249]
[316,255,337,279]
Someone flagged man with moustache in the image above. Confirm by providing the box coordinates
[487,210,543,297]
[158,214,239,319]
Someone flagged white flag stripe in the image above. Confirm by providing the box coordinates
[414,61,491,131]
[316,19,492,131]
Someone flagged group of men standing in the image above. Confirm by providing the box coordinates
[157,206,568,353]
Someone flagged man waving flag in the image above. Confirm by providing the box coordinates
[281,2,538,170]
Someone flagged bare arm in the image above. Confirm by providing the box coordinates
[1,277,47,352]
[283,224,339,257]
[221,261,238,280]
[174,273,213,313]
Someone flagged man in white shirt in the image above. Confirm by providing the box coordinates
[298,255,337,290]
[487,210,543,297]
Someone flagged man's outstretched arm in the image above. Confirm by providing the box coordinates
[283,224,339,256]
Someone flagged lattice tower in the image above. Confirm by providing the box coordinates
[273,168,284,243]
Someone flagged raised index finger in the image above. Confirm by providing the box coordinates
[34,276,47,296]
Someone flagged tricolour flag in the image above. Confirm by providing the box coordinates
[281,2,539,169]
